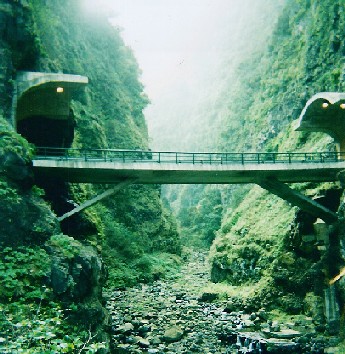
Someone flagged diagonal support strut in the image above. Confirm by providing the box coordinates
[257,177,338,224]
[57,179,134,222]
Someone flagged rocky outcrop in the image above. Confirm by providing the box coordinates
[0,150,33,185]
[47,234,108,330]
[0,122,59,246]
[0,189,59,246]
[0,116,108,344]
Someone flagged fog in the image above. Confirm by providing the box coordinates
[82,0,284,150]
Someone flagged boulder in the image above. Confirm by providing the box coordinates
[162,326,184,342]
[48,237,105,301]
[115,323,134,334]
[198,292,218,302]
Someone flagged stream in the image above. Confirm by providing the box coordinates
[106,251,339,353]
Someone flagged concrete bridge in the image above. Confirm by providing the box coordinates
[33,148,344,224]
[9,72,345,224]
[33,148,344,184]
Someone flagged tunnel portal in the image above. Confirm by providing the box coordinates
[14,71,88,148]
[295,92,345,152]
[17,114,75,148]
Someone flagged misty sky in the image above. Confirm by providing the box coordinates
[82,0,235,97]
[81,0,280,150]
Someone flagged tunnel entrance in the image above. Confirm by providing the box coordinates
[13,71,89,234]
[16,114,75,148]
[14,71,88,148]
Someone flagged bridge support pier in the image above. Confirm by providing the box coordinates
[257,177,338,224]
[57,179,134,222]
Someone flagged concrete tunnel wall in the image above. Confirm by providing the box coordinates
[13,71,88,147]
[295,92,345,152]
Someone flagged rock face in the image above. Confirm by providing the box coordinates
[0,0,41,119]
[50,245,104,299]
[47,235,107,328]
[0,191,59,246]
[0,151,33,185]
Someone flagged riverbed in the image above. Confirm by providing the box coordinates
[106,251,340,353]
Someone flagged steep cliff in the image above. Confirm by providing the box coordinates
[0,0,180,351]
[208,0,345,333]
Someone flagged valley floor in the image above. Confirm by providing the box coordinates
[107,250,233,353]
[105,250,342,354]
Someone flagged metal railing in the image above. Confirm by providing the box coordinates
[34,147,343,165]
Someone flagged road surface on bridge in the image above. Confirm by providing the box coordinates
[32,148,345,185]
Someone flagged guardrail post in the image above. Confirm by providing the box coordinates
[289,153,291,163]
[241,153,244,164]
[192,153,195,164]
[122,151,125,163]
[176,152,178,164]
[210,154,212,164]
[158,152,161,163]
[257,153,260,164]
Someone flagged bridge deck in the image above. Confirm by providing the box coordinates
[32,148,345,184]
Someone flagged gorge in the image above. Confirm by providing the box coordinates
[1,0,345,353]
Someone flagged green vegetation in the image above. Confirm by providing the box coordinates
[26,0,181,286]
[1,0,345,350]
[0,0,181,351]
[156,0,345,328]
[0,247,106,352]
[204,0,345,319]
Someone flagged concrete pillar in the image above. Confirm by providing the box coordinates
[313,218,330,251]
[324,285,340,334]
[339,136,345,156]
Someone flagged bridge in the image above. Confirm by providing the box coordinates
[33,147,344,184]
[33,147,344,223]
[10,72,344,224]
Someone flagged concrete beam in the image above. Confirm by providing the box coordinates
[57,179,134,221]
[258,177,338,224]
[16,71,88,99]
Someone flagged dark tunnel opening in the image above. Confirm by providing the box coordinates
[16,112,76,149]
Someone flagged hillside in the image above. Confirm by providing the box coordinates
[0,0,180,351]
[210,0,345,319]
[147,0,345,347]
